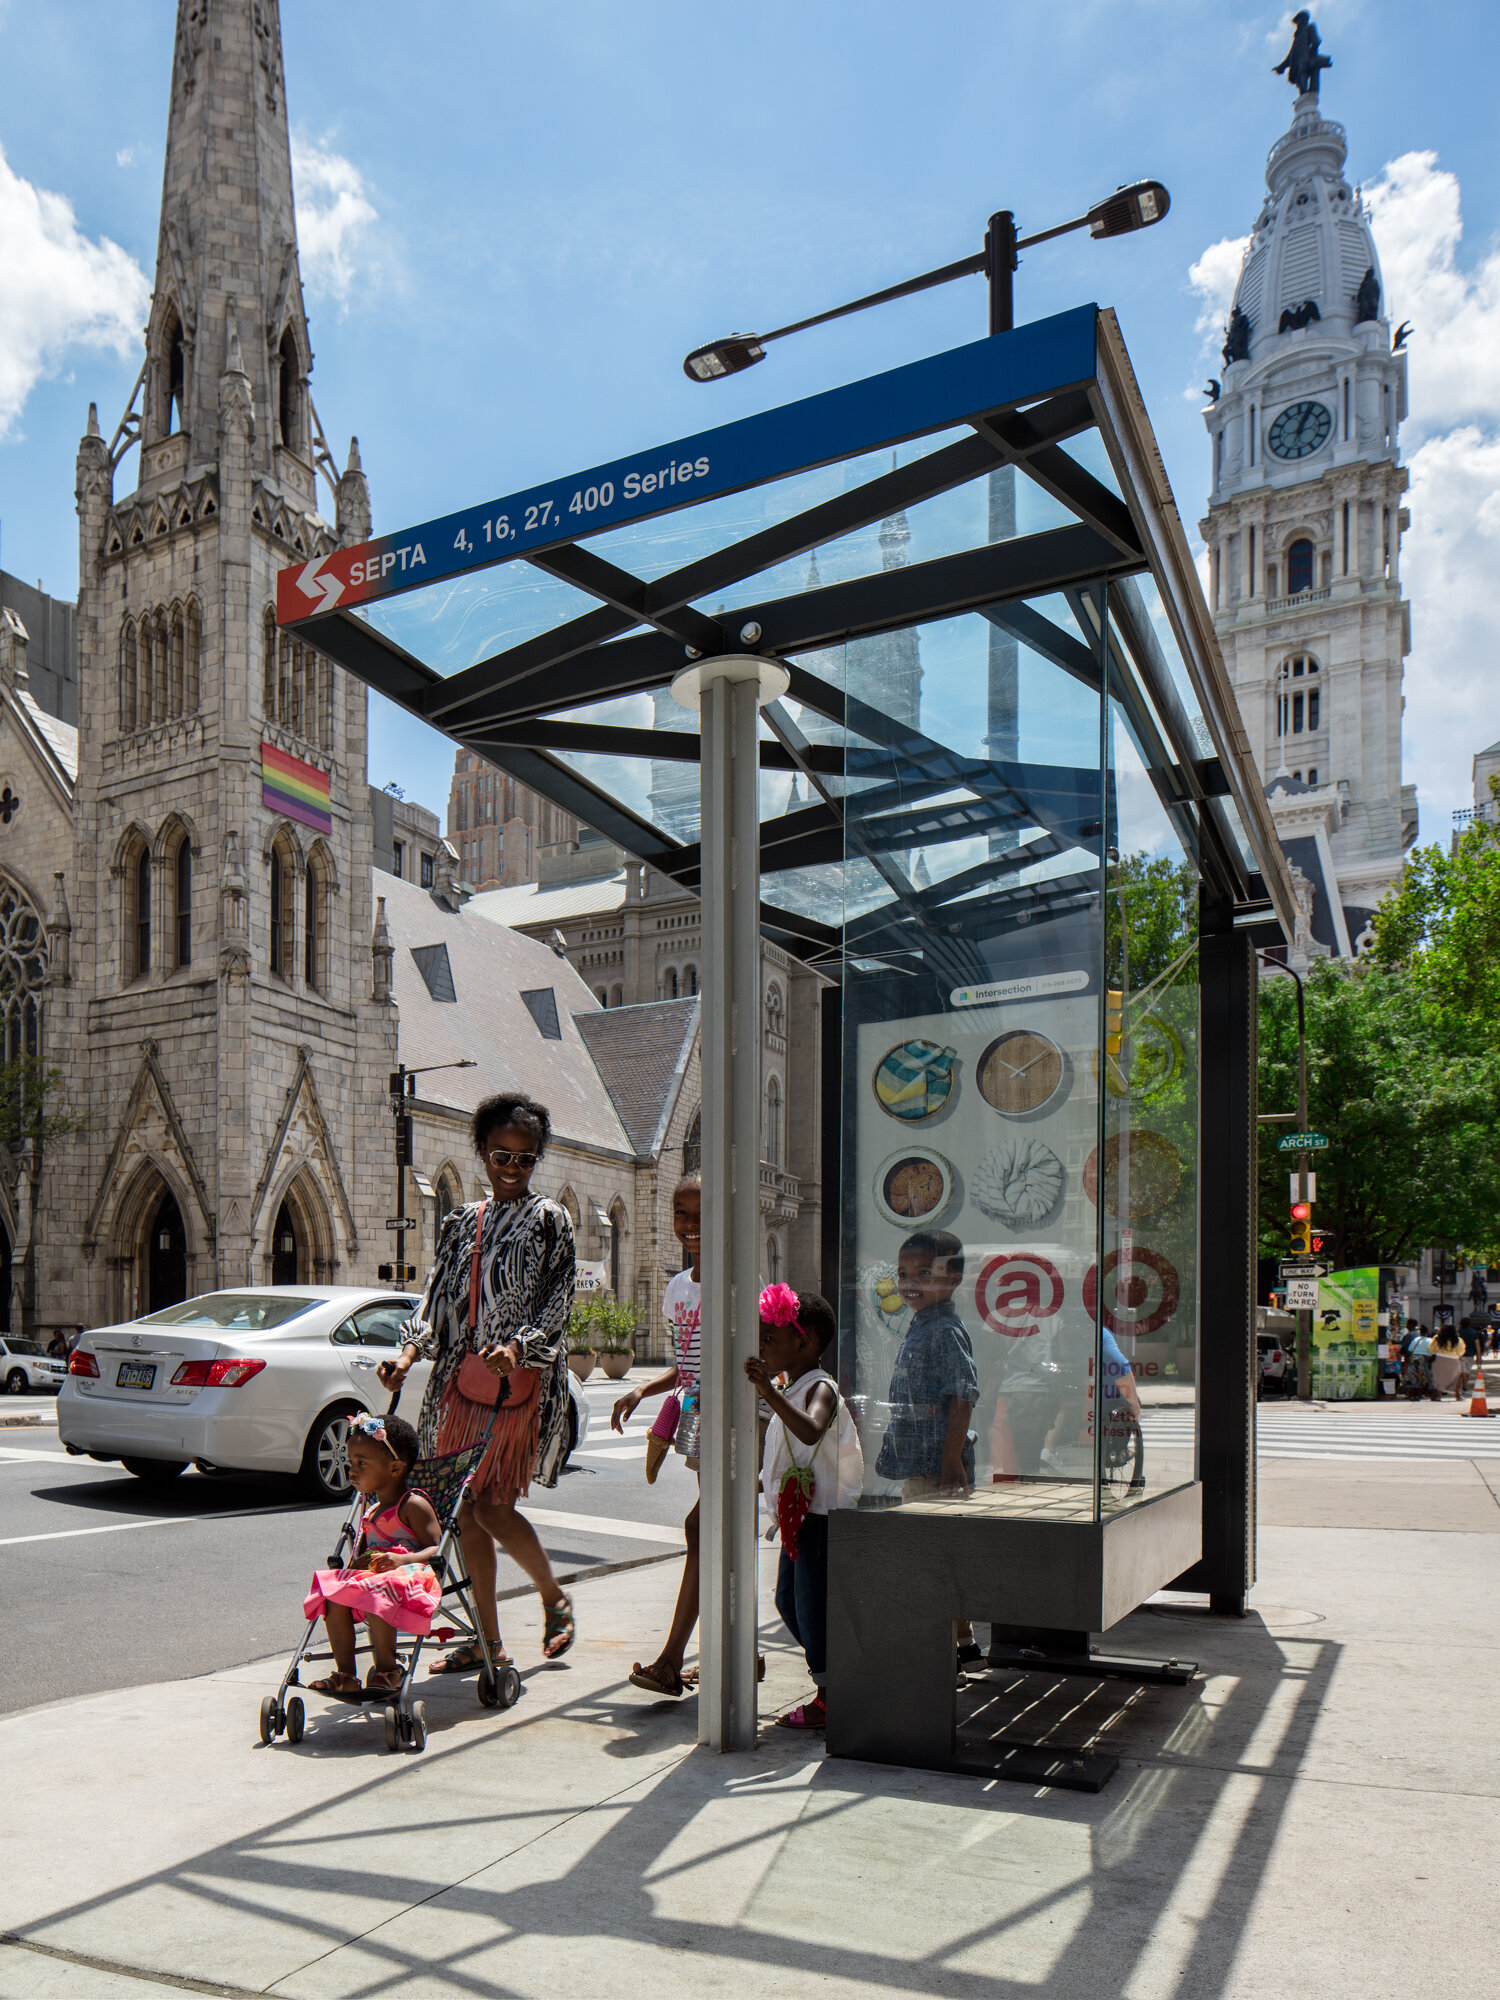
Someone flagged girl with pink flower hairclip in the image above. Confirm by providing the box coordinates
[746,1281,863,1731]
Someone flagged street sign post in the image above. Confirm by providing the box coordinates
[1280,1259,1327,1281]
[1277,1131,1328,1153]
[386,1217,418,1231]
[1284,1278,1319,1311]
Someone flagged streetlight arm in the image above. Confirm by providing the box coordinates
[757,249,987,349]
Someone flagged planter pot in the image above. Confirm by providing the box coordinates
[568,1351,597,1381]
[599,1350,634,1380]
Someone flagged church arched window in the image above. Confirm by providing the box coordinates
[268,833,298,981]
[765,981,784,1038]
[278,326,302,453]
[173,833,192,969]
[159,306,186,438]
[184,597,201,715]
[1286,539,1314,596]
[262,606,278,721]
[168,602,185,718]
[152,610,170,722]
[0,878,46,1080]
[1277,655,1322,737]
[119,836,153,984]
[118,619,138,735]
[304,840,332,993]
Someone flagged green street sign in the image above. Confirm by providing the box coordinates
[1277,1132,1329,1153]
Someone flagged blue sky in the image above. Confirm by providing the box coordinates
[2,0,1497,839]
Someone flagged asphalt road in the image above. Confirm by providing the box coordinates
[0,1372,695,1716]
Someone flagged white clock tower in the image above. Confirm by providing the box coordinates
[1201,45,1416,956]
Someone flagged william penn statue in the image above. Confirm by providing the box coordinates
[1275,12,1331,96]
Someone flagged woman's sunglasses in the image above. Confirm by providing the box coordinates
[487,1148,539,1170]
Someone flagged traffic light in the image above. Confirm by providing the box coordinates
[1105,989,1123,1056]
[1290,1200,1312,1254]
[377,1262,418,1284]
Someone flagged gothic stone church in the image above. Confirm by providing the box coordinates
[0,3,697,1347]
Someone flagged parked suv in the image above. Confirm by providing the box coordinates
[1,1337,67,1395]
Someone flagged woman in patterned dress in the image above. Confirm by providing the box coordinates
[379,1091,577,1668]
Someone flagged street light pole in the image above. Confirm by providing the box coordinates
[385,1060,477,1283]
[682,182,1169,382]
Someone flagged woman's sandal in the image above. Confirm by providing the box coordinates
[428,1642,502,1676]
[542,1590,575,1660]
[680,1655,765,1688]
[309,1671,359,1695]
[628,1659,684,1697]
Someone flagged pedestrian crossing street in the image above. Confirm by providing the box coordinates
[1140,1406,1500,1462]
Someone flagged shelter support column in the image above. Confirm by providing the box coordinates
[1175,910,1257,1612]
[675,654,786,1750]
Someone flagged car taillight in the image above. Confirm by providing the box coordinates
[169,1358,266,1389]
[68,1350,99,1377]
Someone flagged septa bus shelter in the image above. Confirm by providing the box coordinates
[279,305,1293,1788]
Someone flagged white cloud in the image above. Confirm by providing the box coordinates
[291,134,377,306]
[0,141,148,441]
[1362,152,1500,833]
[115,147,134,169]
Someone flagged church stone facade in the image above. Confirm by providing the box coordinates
[34,0,398,1330]
[1201,67,1416,956]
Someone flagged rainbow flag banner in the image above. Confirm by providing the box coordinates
[262,740,332,836]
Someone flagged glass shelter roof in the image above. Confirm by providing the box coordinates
[278,305,1294,969]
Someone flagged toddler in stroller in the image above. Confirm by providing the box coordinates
[259,1397,522,1753]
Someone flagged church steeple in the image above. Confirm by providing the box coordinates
[142,1,313,508]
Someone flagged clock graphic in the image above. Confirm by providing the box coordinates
[976,1029,1067,1117]
[1267,400,1332,460]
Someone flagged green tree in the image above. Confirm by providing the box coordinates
[1107,852,1197,990]
[1257,961,1500,1267]
[1370,784,1500,1025]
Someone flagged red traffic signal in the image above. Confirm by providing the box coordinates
[1290,1201,1311,1221]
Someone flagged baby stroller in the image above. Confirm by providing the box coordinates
[258,1391,522,1753]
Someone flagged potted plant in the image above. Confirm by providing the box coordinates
[592,1292,641,1380]
[565,1300,598,1381]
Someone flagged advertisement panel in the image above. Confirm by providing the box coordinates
[1312,1266,1379,1399]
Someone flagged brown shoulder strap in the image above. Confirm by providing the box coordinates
[468,1201,488,1331]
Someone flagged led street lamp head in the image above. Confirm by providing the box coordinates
[683,334,766,382]
[1085,180,1171,239]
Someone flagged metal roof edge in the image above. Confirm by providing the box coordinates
[1092,309,1295,942]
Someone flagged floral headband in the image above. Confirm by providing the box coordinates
[759,1282,807,1338]
[351,1414,390,1448]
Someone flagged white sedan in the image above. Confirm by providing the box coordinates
[58,1286,589,1501]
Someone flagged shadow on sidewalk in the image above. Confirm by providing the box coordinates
[6,1595,1337,1999]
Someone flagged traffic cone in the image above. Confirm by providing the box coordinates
[1469,1371,1492,1417]
[989,1395,1020,1482]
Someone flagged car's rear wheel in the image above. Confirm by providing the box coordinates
[121,1457,188,1483]
[4,1370,26,1395]
[301,1404,359,1502]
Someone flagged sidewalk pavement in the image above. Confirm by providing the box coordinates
[3,1457,1498,1999]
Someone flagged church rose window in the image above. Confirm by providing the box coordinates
[0,879,46,1071]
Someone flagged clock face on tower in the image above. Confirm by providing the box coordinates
[1267,400,1333,460]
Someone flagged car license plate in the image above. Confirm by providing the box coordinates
[116,1360,156,1390]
